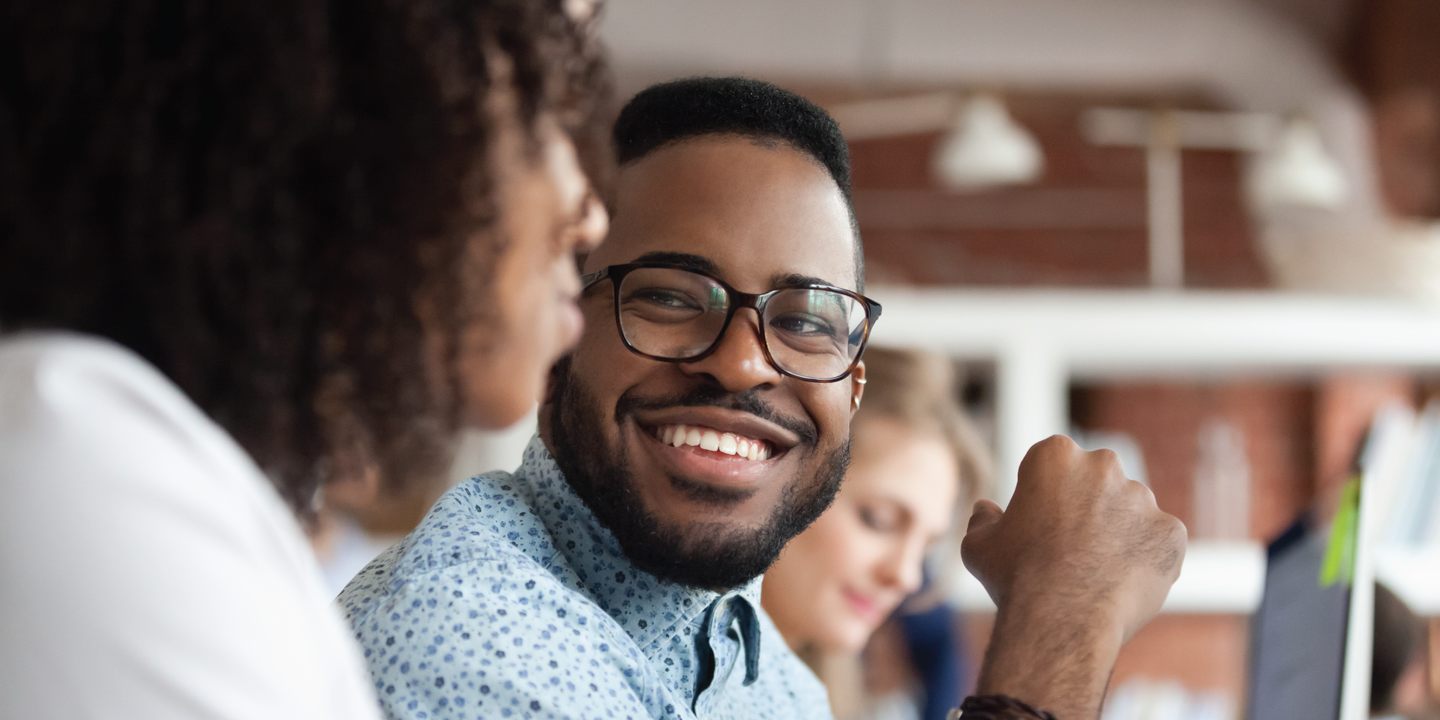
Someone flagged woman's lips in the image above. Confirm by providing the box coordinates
[842,587,884,624]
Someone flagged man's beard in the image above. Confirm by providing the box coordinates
[547,356,849,590]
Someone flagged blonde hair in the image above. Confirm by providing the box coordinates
[854,346,991,506]
[811,348,993,720]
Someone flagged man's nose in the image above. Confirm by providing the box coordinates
[677,312,783,393]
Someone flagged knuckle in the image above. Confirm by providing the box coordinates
[1127,515,1187,578]
[1124,479,1156,504]
[1042,434,1077,449]
[1090,447,1120,466]
[1154,517,1188,574]
[1032,434,1078,459]
[1166,515,1188,544]
[1090,448,1130,481]
[1166,530,1187,571]
[1160,544,1185,579]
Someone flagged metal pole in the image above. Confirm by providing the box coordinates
[1147,111,1184,289]
[995,341,1067,508]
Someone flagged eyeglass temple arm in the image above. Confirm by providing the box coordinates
[579,267,611,291]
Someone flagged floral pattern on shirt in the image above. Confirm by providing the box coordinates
[339,436,831,720]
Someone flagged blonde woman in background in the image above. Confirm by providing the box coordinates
[762,347,991,720]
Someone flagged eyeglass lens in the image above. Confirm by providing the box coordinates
[615,267,867,380]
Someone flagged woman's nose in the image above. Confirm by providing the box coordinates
[876,539,925,596]
[881,538,927,593]
[572,194,608,254]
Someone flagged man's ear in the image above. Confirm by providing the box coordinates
[537,356,570,440]
[541,355,571,407]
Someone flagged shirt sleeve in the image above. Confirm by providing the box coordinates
[0,336,381,720]
[346,555,681,720]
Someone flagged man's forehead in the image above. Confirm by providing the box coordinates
[621,250,842,291]
[585,136,858,292]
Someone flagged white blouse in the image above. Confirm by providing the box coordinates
[0,333,380,720]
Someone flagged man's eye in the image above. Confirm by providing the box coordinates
[769,313,837,338]
[629,288,702,311]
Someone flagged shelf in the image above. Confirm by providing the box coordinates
[1376,546,1440,616]
[947,541,1440,616]
[874,289,1440,616]
[947,542,1440,616]
[866,288,1440,508]
[949,540,1267,614]
[867,288,1440,374]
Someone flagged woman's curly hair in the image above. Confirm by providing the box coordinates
[0,0,612,518]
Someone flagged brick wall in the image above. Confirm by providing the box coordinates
[848,94,1269,289]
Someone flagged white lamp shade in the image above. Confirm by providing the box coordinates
[1249,118,1348,210]
[932,94,1044,190]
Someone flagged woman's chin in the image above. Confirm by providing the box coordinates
[463,373,542,430]
[820,622,877,656]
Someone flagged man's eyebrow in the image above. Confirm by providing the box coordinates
[630,251,721,276]
[630,253,841,290]
[771,272,839,289]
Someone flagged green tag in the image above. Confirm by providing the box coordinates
[1320,477,1360,587]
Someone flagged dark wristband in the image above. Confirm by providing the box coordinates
[946,694,1060,720]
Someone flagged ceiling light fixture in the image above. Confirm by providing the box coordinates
[1084,108,1349,289]
[1248,117,1348,211]
[932,93,1044,191]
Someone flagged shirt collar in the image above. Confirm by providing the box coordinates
[516,435,764,685]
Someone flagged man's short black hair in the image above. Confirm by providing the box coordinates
[613,77,864,290]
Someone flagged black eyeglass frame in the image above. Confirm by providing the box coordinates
[580,262,883,383]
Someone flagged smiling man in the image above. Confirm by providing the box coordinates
[546,110,873,595]
[341,77,1186,720]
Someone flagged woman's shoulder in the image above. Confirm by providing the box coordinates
[0,330,320,561]
[0,331,264,493]
[0,331,380,719]
[0,328,316,562]
[2,331,210,435]
[0,331,214,459]
[1,330,170,383]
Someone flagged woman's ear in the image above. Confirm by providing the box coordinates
[319,451,383,515]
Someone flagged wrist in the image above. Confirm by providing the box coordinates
[949,694,1059,720]
[975,594,1125,718]
[994,583,1129,649]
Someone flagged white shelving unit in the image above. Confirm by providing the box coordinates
[868,287,1440,613]
[1376,547,1440,616]
[950,540,1267,613]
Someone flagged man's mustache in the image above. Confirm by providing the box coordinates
[612,380,819,447]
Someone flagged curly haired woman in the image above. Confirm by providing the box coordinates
[0,0,610,717]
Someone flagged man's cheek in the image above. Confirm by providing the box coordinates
[809,394,852,444]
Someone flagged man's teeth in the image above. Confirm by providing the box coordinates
[655,424,772,461]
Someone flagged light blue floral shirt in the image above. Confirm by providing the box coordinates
[339,437,831,720]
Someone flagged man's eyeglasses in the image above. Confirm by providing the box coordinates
[580,262,882,383]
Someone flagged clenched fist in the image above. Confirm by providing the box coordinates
[962,435,1187,719]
